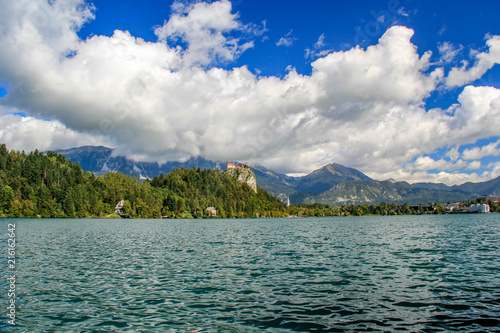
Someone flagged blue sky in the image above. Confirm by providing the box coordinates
[78,1,500,79]
[0,0,500,184]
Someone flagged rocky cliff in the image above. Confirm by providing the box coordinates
[225,164,258,193]
[54,146,500,205]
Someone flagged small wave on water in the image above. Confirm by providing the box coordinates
[1,214,499,332]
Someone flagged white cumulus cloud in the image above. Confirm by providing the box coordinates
[0,110,112,152]
[0,0,500,186]
[462,139,500,160]
[154,0,254,67]
[446,35,500,87]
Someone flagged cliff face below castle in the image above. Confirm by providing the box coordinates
[225,166,258,193]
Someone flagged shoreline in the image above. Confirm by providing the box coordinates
[1,211,496,220]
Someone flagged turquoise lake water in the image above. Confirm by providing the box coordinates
[1,215,499,332]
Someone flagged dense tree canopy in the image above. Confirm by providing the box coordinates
[0,144,496,218]
[0,144,287,218]
[148,168,286,218]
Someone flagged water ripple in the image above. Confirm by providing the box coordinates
[1,214,499,332]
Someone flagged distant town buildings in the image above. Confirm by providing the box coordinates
[469,203,490,213]
[416,202,492,214]
[444,203,460,213]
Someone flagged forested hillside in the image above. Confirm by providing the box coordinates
[149,168,286,218]
[1,144,496,219]
[0,144,287,218]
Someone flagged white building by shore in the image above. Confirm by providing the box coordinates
[469,203,490,213]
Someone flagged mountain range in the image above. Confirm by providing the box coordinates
[55,146,500,206]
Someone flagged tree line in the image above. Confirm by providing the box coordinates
[0,144,497,219]
[0,144,287,218]
[291,200,498,216]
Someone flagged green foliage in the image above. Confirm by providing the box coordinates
[0,144,163,218]
[435,203,446,215]
[1,143,496,219]
[0,144,287,218]
[148,168,287,218]
[488,199,500,212]
[292,201,436,217]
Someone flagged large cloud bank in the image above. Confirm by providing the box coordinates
[1,0,500,184]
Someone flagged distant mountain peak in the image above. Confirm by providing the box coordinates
[294,162,371,193]
[53,146,225,179]
[54,145,500,205]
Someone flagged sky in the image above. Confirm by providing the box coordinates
[1,0,500,185]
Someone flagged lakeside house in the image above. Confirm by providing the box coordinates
[114,199,125,214]
[444,203,461,213]
[206,207,217,217]
[469,203,490,213]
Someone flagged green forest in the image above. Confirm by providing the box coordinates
[0,144,497,218]
[0,144,287,218]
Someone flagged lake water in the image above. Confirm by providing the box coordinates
[1,215,499,332]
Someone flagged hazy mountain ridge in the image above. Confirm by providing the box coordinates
[452,177,500,196]
[302,180,474,206]
[55,146,499,205]
[293,163,372,193]
[251,164,299,200]
[55,146,226,179]
[412,177,500,197]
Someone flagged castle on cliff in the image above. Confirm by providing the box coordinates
[225,163,257,193]
[226,163,252,172]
